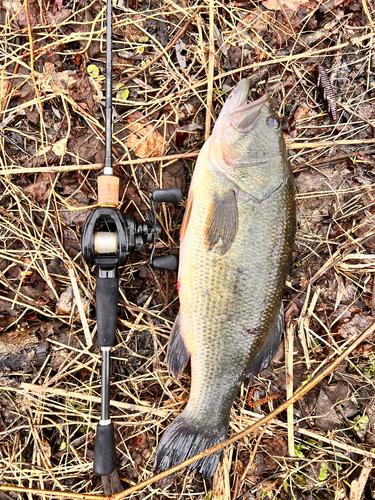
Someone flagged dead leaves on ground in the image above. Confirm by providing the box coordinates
[125,111,166,158]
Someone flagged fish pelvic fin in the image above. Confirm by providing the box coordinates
[166,312,190,378]
[204,190,238,255]
[154,408,228,478]
[180,190,193,243]
[247,302,284,377]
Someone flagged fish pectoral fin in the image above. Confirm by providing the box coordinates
[204,190,238,255]
[166,312,190,378]
[247,302,285,378]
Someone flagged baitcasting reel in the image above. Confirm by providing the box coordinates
[81,186,181,476]
[82,187,182,273]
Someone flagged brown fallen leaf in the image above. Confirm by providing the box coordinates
[294,102,315,123]
[52,0,63,14]
[24,173,54,203]
[126,111,166,158]
[263,0,309,11]
[262,435,288,468]
[37,68,76,95]
[59,192,90,227]
[130,432,148,451]
[23,152,64,169]
[70,65,98,114]
[3,0,39,28]
[365,402,375,446]
[238,11,270,34]
[124,14,145,42]
[45,8,72,26]
[337,313,375,341]
[0,316,16,331]
[56,286,73,315]
[55,285,89,316]
[36,63,100,112]
[314,388,341,430]
[236,11,271,60]
[0,74,11,111]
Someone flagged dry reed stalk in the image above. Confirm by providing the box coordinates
[68,267,92,348]
[205,0,215,141]
[17,383,170,417]
[285,322,295,457]
[2,317,374,499]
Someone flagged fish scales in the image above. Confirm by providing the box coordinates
[154,79,296,478]
[181,164,294,417]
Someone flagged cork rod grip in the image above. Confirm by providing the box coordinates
[97,175,119,207]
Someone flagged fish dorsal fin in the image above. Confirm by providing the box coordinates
[166,312,190,378]
[204,190,238,255]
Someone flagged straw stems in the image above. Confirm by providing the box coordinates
[285,321,295,457]
[2,316,375,500]
[205,0,215,141]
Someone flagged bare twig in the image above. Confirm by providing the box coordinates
[0,151,200,175]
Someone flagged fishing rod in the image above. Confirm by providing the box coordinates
[81,0,181,476]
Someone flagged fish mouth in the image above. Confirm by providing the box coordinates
[231,80,268,109]
[226,80,269,132]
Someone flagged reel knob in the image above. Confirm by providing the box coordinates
[151,187,182,204]
[149,188,181,271]
[151,254,179,271]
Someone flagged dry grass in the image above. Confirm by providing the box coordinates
[1,0,375,499]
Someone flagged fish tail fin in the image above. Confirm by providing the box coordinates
[154,408,228,478]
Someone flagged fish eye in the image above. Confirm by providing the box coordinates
[267,116,280,129]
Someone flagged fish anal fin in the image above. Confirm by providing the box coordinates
[166,312,190,378]
[180,191,193,243]
[204,190,238,255]
[247,303,285,378]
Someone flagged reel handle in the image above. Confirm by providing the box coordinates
[151,254,179,271]
[151,187,182,204]
[149,188,181,270]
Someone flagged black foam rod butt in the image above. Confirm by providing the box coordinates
[151,187,182,204]
[152,255,179,271]
[96,277,119,347]
[94,422,116,476]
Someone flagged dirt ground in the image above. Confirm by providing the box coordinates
[1,0,375,499]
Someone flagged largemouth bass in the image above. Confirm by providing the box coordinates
[154,79,296,477]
